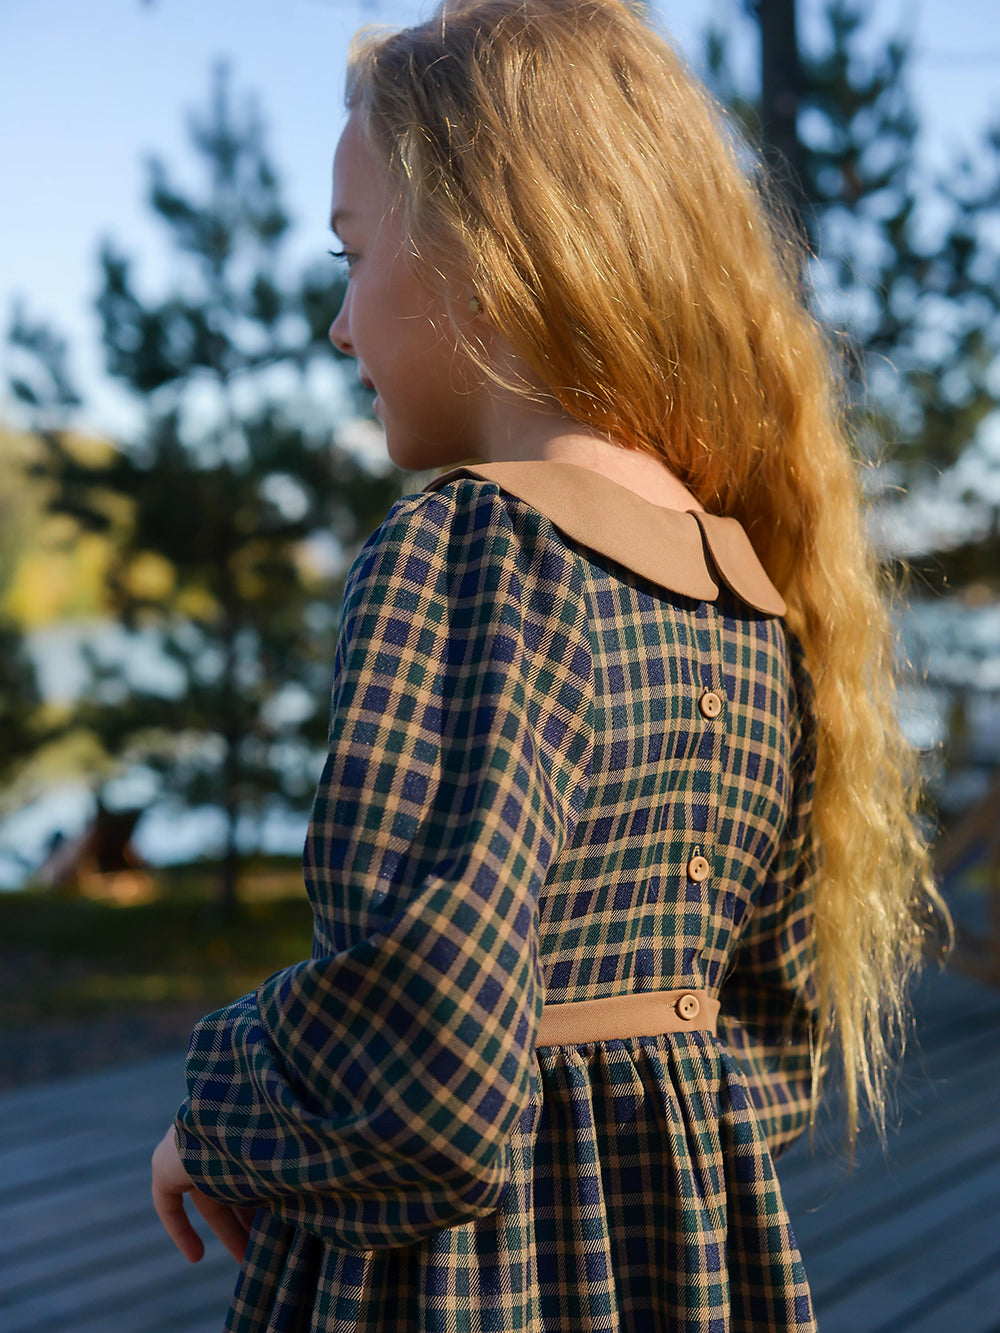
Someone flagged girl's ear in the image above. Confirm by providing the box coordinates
[444,273,489,328]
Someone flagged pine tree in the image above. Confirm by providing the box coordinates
[704,0,1000,816]
[0,330,76,809]
[7,62,408,912]
[0,615,43,804]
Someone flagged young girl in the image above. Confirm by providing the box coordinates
[151,1,954,1328]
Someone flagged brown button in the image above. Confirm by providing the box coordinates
[699,690,723,719]
[687,855,711,882]
[676,992,701,1021]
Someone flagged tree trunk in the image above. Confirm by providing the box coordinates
[217,577,242,920]
[755,0,807,238]
[215,783,240,919]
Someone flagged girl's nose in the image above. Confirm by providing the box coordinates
[329,303,353,357]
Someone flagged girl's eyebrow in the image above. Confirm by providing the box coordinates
[329,208,357,233]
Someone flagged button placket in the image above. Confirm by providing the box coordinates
[688,681,723,890]
[688,618,727,989]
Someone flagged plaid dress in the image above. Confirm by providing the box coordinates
[175,459,824,1332]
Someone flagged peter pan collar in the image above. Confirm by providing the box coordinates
[420,459,787,617]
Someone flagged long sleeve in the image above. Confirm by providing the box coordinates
[716,629,827,1160]
[174,481,595,1251]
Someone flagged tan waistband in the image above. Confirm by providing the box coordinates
[536,988,719,1047]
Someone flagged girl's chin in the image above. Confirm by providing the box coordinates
[381,429,449,475]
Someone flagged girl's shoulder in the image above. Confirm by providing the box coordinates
[340,471,557,618]
[351,470,542,568]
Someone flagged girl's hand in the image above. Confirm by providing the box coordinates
[151,1124,259,1264]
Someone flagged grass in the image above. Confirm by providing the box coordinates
[0,857,315,1026]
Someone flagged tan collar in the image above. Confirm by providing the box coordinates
[420,460,786,617]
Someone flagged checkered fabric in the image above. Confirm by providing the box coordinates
[175,475,823,1331]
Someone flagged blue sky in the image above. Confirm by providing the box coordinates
[2,0,999,441]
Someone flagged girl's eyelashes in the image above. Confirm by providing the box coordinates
[328,248,356,271]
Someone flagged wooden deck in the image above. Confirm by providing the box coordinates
[1,960,998,1333]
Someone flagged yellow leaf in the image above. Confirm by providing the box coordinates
[124,551,175,601]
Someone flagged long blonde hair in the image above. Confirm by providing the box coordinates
[343,0,954,1158]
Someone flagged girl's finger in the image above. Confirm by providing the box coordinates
[151,1183,205,1264]
[190,1189,252,1264]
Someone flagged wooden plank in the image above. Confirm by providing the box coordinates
[0,1198,154,1300]
[789,1127,1000,1267]
[0,1140,156,1204]
[1,1168,162,1254]
[779,1056,1000,1214]
[0,1078,186,1145]
[811,1218,1000,1333]
[0,1053,233,1333]
[813,1147,1000,1272]
[1,1210,236,1333]
[0,1054,184,1130]
[7,1260,234,1333]
[778,964,1000,1333]
[890,1248,1000,1333]
[66,1271,233,1333]
[777,969,1000,1196]
[795,1167,1000,1333]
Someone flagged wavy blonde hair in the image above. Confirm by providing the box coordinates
[343,0,954,1158]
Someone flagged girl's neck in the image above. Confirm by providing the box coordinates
[477,424,707,514]
[465,338,705,513]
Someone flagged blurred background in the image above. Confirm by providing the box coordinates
[2,2,1000,1330]
[1,0,998,1055]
